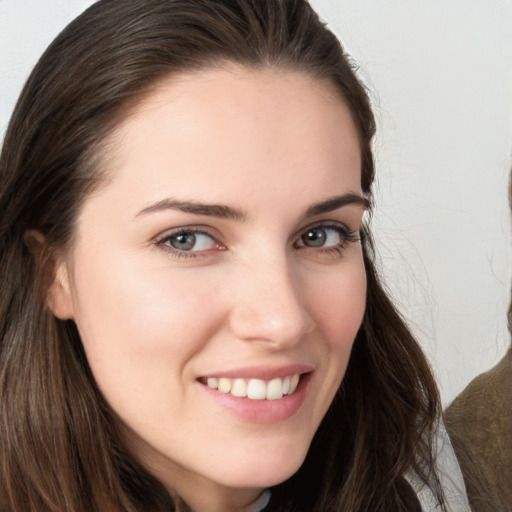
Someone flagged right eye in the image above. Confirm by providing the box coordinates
[155,228,224,258]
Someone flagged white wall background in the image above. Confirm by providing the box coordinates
[1,0,511,405]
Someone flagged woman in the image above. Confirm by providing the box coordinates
[0,1,467,511]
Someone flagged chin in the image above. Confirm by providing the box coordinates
[212,442,309,489]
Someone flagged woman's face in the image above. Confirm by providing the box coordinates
[51,66,367,510]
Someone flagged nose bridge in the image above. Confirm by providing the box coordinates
[229,250,315,346]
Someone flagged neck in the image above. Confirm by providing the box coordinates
[176,483,265,512]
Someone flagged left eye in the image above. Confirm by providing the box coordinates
[295,225,353,249]
[160,231,217,252]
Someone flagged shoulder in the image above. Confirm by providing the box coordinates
[446,349,511,425]
[444,349,512,510]
[445,349,512,462]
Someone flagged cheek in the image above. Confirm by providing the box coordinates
[72,254,215,345]
[69,259,221,401]
[308,260,367,349]
[69,269,226,442]
[302,259,366,424]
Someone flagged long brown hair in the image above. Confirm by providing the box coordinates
[0,1,444,510]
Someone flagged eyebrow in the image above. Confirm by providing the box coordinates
[136,193,369,220]
[305,193,370,217]
[136,199,247,220]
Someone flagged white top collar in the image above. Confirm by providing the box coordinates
[245,489,271,512]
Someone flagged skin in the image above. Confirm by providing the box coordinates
[48,66,367,512]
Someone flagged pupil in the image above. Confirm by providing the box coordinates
[303,228,326,247]
[171,233,196,250]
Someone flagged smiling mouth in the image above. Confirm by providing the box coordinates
[201,374,301,400]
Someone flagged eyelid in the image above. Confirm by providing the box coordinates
[293,220,362,258]
[154,225,213,241]
[294,220,359,241]
[153,225,225,256]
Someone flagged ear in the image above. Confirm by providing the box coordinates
[24,230,75,320]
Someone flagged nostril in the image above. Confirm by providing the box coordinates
[227,264,314,345]
[228,305,314,347]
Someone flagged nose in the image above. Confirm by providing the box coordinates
[228,256,315,348]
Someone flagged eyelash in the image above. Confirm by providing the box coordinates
[153,222,362,260]
[154,227,223,260]
[295,222,361,258]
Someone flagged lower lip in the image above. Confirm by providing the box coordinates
[198,373,312,424]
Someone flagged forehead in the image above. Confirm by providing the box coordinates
[91,66,362,217]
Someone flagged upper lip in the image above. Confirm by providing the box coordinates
[199,363,314,381]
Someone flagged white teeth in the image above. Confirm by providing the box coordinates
[205,374,301,400]
[218,378,232,393]
[231,378,247,397]
[266,378,283,400]
[282,376,290,395]
[247,379,267,399]
[289,374,300,394]
[207,377,218,389]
